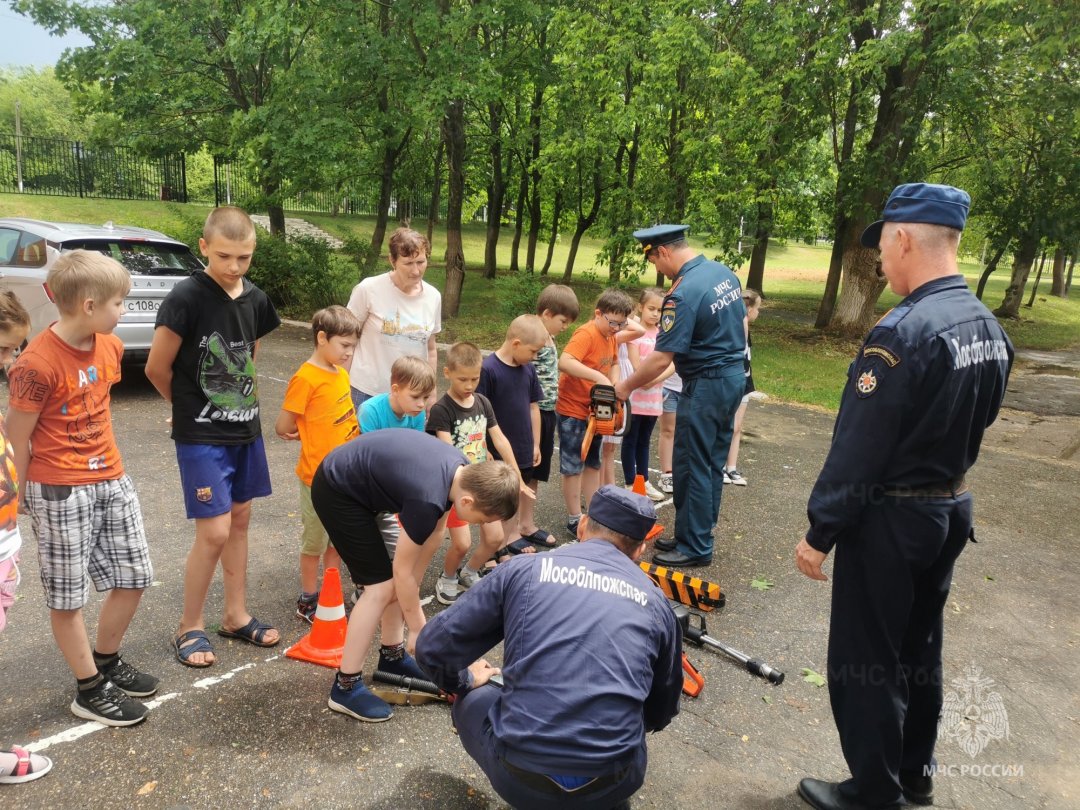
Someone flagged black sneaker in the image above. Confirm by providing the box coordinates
[99,656,160,697]
[71,680,149,727]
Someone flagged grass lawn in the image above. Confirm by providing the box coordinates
[3,193,1076,410]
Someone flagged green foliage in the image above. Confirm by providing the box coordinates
[0,66,88,140]
[247,234,346,319]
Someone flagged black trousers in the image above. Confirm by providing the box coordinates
[828,493,973,807]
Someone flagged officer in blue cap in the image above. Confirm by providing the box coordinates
[794,184,1014,810]
[616,224,747,567]
[416,484,681,810]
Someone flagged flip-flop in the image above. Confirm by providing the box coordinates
[0,746,53,784]
[507,538,538,555]
[175,629,215,668]
[217,616,280,648]
[520,529,556,548]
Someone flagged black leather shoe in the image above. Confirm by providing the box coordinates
[652,537,677,552]
[652,549,712,567]
[797,778,905,810]
[900,771,933,805]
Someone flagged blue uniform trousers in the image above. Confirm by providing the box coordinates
[672,373,744,559]
[453,684,642,810]
[828,493,973,807]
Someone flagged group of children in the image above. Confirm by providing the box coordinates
[0,204,766,776]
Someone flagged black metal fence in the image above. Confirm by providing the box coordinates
[0,134,188,201]
[0,133,472,222]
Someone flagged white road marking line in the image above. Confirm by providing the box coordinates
[193,662,256,689]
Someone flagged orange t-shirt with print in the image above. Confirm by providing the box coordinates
[555,320,617,421]
[7,328,124,484]
[281,362,359,485]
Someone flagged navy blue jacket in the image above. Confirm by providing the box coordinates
[807,276,1013,552]
[416,540,682,775]
[654,255,746,380]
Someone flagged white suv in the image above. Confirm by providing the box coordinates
[0,218,203,362]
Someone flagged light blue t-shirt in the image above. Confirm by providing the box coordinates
[359,393,426,433]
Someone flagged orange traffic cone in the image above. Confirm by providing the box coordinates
[632,475,665,541]
[286,567,348,669]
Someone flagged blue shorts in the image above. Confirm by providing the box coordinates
[175,438,272,519]
[662,388,681,414]
[558,414,602,476]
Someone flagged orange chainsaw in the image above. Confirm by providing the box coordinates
[580,384,630,461]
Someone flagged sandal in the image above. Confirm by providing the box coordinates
[175,629,215,668]
[217,617,280,648]
[520,529,556,548]
[506,538,538,555]
[0,746,53,784]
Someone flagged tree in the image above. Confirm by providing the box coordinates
[0,66,89,140]
[17,0,327,236]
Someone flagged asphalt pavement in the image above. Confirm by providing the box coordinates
[0,324,1076,809]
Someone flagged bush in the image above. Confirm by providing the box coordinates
[491,271,549,321]
[248,234,346,320]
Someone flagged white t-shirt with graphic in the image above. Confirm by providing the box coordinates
[347,272,442,396]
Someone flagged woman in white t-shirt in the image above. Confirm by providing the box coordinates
[346,228,442,409]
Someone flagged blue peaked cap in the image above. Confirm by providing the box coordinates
[587,485,657,542]
[860,183,970,248]
[632,224,690,253]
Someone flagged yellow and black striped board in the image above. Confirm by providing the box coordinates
[639,562,725,611]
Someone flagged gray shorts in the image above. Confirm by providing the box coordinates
[25,476,153,610]
[662,388,681,414]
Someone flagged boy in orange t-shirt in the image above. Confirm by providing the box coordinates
[555,289,635,536]
[275,306,362,622]
[6,250,157,728]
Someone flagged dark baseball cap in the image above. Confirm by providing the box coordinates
[860,183,971,248]
[587,484,657,542]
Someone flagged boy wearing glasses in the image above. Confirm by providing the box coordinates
[556,289,641,537]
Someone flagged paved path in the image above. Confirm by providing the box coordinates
[1,325,1076,809]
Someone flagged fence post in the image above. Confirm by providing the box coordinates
[74,141,85,198]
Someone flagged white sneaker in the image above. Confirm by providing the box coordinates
[458,567,482,590]
[643,480,666,501]
[727,468,748,486]
[658,473,673,494]
[723,469,733,485]
[436,574,460,605]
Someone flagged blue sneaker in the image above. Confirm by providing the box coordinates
[328,681,392,722]
[377,651,428,681]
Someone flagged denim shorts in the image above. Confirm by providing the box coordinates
[662,388,681,414]
[558,414,602,476]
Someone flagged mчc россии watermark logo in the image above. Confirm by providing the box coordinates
[938,663,1010,758]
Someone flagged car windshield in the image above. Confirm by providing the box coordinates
[61,239,203,276]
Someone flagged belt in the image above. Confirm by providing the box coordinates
[501,759,627,797]
[882,477,968,498]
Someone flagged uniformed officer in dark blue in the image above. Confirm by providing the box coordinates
[616,224,747,567]
[415,485,682,810]
[795,184,1013,810]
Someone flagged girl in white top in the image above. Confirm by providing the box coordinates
[346,228,442,406]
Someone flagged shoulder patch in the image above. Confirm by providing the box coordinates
[863,345,901,367]
[855,369,878,396]
[661,305,676,333]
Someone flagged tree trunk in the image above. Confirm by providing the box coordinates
[975,244,1007,300]
[815,215,850,328]
[541,190,562,276]
[267,202,286,238]
[426,138,445,248]
[829,234,887,338]
[525,86,544,273]
[1025,248,1047,307]
[509,164,527,273]
[483,102,504,280]
[442,100,467,318]
[563,157,603,281]
[746,199,773,295]
[1049,246,1066,297]
[994,230,1039,318]
[1066,250,1076,296]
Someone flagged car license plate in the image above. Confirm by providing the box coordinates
[124,299,160,313]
